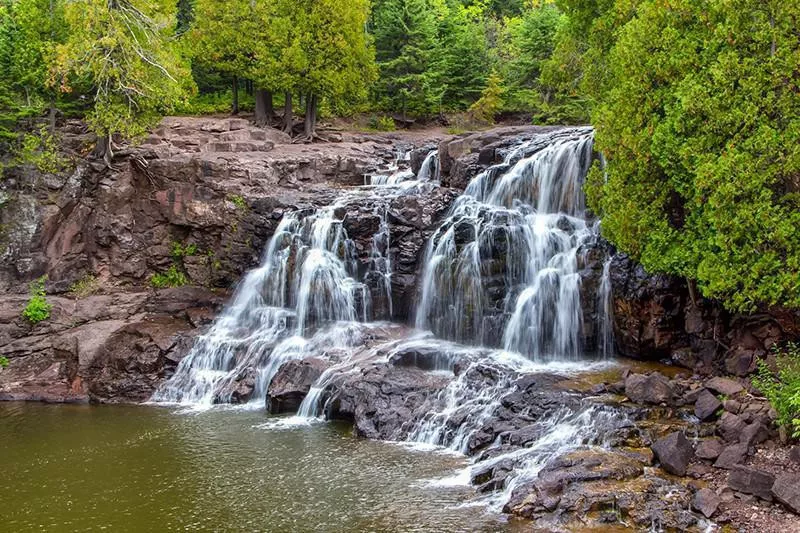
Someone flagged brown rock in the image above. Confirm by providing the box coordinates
[740,422,769,447]
[652,431,694,476]
[706,377,744,396]
[728,466,775,501]
[714,443,748,470]
[695,438,724,460]
[718,412,747,442]
[772,473,800,514]
[692,488,721,518]
[695,389,722,421]
[625,372,675,405]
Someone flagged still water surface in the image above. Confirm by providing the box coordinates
[1,403,513,532]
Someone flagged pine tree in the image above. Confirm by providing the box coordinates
[296,0,375,138]
[372,0,441,120]
[55,0,189,163]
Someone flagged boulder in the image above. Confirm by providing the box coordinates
[694,389,722,421]
[695,438,724,460]
[772,473,800,514]
[652,431,694,476]
[625,372,675,405]
[728,466,775,501]
[713,443,748,470]
[717,412,747,443]
[692,488,721,518]
[705,377,744,396]
[267,358,329,414]
[740,422,769,447]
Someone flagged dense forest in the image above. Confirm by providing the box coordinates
[1,0,798,313]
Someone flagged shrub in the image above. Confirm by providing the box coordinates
[227,194,248,211]
[150,265,188,289]
[0,356,8,368]
[22,276,52,324]
[68,274,100,298]
[753,342,800,439]
[171,241,198,260]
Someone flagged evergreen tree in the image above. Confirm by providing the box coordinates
[55,0,189,162]
[435,2,491,111]
[586,0,800,311]
[372,0,441,120]
[296,0,375,138]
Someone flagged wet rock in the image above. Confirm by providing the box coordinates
[706,377,744,396]
[692,488,721,518]
[695,438,724,460]
[326,363,451,441]
[728,466,775,501]
[652,431,694,476]
[508,448,695,531]
[714,443,748,470]
[625,372,675,405]
[267,358,329,414]
[695,389,722,421]
[772,473,800,514]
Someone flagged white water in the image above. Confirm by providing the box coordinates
[415,128,602,361]
[152,128,626,519]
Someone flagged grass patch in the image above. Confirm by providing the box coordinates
[68,274,100,298]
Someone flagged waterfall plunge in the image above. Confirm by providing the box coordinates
[415,128,601,361]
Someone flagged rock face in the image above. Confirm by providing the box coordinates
[0,287,224,402]
[609,254,800,374]
[267,358,329,414]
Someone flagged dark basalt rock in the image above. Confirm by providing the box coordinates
[772,473,800,514]
[728,466,775,501]
[652,431,695,476]
[267,358,329,414]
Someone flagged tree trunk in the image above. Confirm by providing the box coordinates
[93,134,112,167]
[283,92,293,134]
[254,89,274,127]
[304,94,318,139]
[232,76,239,115]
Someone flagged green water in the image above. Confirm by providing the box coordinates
[1,403,513,532]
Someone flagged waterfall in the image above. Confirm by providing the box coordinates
[598,256,615,358]
[152,197,383,406]
[415,128,598,361]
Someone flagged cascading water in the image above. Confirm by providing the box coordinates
[415,128,602,361]
[152,195,390,406]
[151,127,626,520]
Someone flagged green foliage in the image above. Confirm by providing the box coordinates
[173,90,255,116]
[226,195,248,211]
[368,115,396,131]
[585,0,800,311]
[22,276,52,324]
[0,355,8,368]
[469,72,504,124]
[150,265,188,289]
[15,127,67,173]
[54,0,191,151]
[371,0,442,118]
[171,241,198,259]
[754,343,800,438]
[68,274,100,299]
